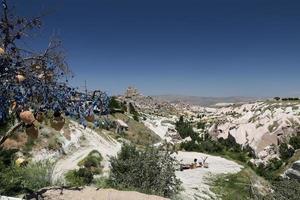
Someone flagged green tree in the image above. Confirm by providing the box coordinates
[65,168,94,187]
[196,121,206,129]
[109,96,122,113]
[175,116,198,140]
[289,136,300,150]
[274,97,281,101]
[279,143,294,160]
[108,144,181,198]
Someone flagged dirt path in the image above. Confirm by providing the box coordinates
[51,122,121,183]
[29,187,169,200]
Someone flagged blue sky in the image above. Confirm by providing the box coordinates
[13,0,300,97]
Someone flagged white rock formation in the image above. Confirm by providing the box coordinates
[284,160,300,180]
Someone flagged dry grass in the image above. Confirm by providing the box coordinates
[2,131,28,150]
[110,113,161,146]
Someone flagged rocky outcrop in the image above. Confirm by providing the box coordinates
[207,102,300,155]
[284,160,300,180]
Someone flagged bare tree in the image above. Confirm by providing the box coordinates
[0,0,109,147]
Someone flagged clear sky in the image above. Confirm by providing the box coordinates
[12,0,300,97]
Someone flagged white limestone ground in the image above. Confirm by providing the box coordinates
[175,151,242,200]
[35,121,122,183]
[143,115,177,142]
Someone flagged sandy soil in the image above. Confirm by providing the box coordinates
[27,187,168,200]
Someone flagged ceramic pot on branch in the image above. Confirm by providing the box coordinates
[19,111,36,124]
[35,111,44,123]
[0,47,5,54]
[50,111,65,131]
[25,124,39,139]
[85,109,95,122]
[16,74,26,83]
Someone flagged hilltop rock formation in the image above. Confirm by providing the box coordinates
[118,87,177,116]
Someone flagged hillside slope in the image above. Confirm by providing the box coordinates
[50,121,121,183]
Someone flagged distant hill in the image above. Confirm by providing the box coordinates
[152,95,264,106]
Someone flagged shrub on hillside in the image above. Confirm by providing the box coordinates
[279,143,294,160]
[180,134,254,163]
[253,158,283,180]
[0,147,18,167]
[0,160,53,196]
[274,97,281,101]
[282,97,300,101]
[289,136,300,150]
[175,116,198,140]
[270,179,300,200]
[65,168,94,187]
[78,150,103,169]
[180,139,224,153]
[218,134,242,152]
[129,103,138,115]
[109,96,125,113]
[196,121,206,129]
[108,143,181,198]
[133,113,139,122]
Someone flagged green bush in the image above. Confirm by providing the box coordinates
[109,96,125,113]
[0,147,18,167]
[253,158,283,180]
[289,136,300,150]
[108,143,181,198]
[218,134,242,152]
[0,160,53,196]
[93,177,109,188]
[78,150,103,169]
[180,134,254,163]
[65,168,94,187]
[129,103,138,115]
[65,151,104,187]
[269,179,300,200]
[196,121,205,129]
[180,139,224,153]
[175,116,198,140]
[133,114,139,122]
[47,136,61,150]
[279,143,294,160]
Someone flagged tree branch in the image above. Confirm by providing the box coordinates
[0,122,23,146]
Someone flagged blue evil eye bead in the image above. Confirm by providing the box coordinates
[65,111,70,116]
[94,121,99,127]
[0,109,7,124]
